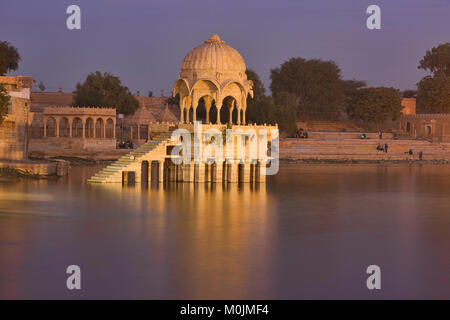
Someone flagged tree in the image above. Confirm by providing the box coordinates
[73,71,139,115]
[417,43,450,113]
[342,79,366,114]
[346,87,403,129]
[274,92,298,135]
[419,43,450,77]
[417,76,450,113]
[0,84,11,123]
[0,41,21,75]
[403,89,417,98]
[270,57,345,120]
[148,90,153,97]
[245,68,271,124]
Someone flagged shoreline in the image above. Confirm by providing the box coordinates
[280,158,450,165]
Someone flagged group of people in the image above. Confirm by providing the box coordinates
[376,144,389,153]
[404,149,424,160]
[117,140,134,149]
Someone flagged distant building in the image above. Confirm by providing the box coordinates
[401,98,416,115]
[398,114,450,142]
[0,76,34,160]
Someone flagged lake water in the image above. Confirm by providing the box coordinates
[0,163,449,299]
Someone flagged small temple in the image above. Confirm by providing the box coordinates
[88,34,279,184]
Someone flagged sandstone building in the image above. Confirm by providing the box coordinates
[0,76,34,160]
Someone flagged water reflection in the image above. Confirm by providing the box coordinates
[0,163,449,299]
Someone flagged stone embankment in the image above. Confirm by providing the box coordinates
[280,138,450,162]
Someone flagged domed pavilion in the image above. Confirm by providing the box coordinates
[173,34,254,125]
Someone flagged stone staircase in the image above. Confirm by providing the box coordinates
[280,138,450,161]
[87,132,174,183]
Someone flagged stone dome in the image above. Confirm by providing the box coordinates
[181,34,246,74]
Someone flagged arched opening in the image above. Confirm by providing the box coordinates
[196,98,207,124]
[406,122,411,132]
[95,118,104,138]
[183,108,187,124]
[72,117,83,138]
[85,118,94,138]
[223,96,238,125]
[209,102,219,124]
[59,117,70,137]
[188,108,194,123]
[131,125,138,140]
[46,117,56,137]
[105,118,114,138]
[426,125,432,135]
[140,125,148,140]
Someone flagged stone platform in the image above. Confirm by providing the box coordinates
[0,159,69,176]
[280,138,450,161]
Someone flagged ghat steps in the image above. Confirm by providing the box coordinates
[87,132,175,183]
[280,138,450,161]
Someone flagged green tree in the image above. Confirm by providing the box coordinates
[0,84,11,123]
[403,89,417,98]
[417,43,450,113]
[245,68,273,124]
[270,57,345,120]
[419,42,450,77]
[274,91,298,135]
[346,87,403,129]
[0,41,21,75]
[417,76,450,113]
[73,71,139,115]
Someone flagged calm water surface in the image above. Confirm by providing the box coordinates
[0,163,449,299]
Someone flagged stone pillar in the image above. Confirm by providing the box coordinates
[43,116,47,137]
[69,117,73,138]
[158,160,164,183]
[197,162,205,182]
[216,105,221,125]
[258,161,266,182]
[242,108,246,125]
[82,118,86,139]
[56,117,60,137]
[180,106,185,123]
[242,162,251,183]
[193,99,198,123]
[103,117,106,139]
[237,108,241,125]
[204,96,212,124]
[182,162,194,182]
[215,162,223,183]
[222,162,227,182]
[228,163,238,183]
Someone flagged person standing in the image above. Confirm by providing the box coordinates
[419,151,423,161]
[384,143,388,153]
[379,129,383,139]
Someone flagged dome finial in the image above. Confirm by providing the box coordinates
[204,34,224,44]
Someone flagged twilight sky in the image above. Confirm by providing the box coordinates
[1,0,449,95]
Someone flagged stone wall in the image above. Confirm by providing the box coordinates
[30,137,116,152]
[0,76,34,160]
[398,114,450,142]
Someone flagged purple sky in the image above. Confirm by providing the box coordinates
[1,0,449,95]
